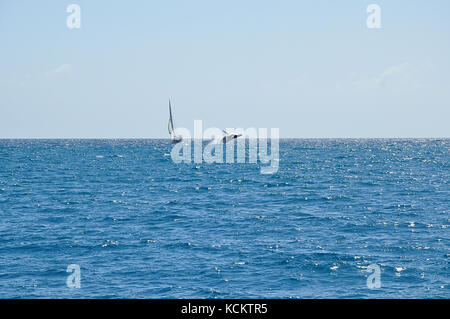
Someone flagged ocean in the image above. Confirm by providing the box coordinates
[0,139,448,298]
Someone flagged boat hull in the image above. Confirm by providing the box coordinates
[171,136,182,143]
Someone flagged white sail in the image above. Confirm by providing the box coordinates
[168,100,182,142]
[168,119,173,135]
[168,100,175,135]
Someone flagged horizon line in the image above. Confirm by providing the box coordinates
[0,137,448,140]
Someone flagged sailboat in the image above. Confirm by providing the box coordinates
[168,100,182,143]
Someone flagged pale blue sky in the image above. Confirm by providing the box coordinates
[0,0,449,138]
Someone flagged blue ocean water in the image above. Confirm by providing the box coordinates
[0,139,448,298]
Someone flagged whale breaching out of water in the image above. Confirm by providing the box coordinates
[168,100,182,143]
[221,130,242,143]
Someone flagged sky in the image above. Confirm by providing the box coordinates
[0,0,449,138]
